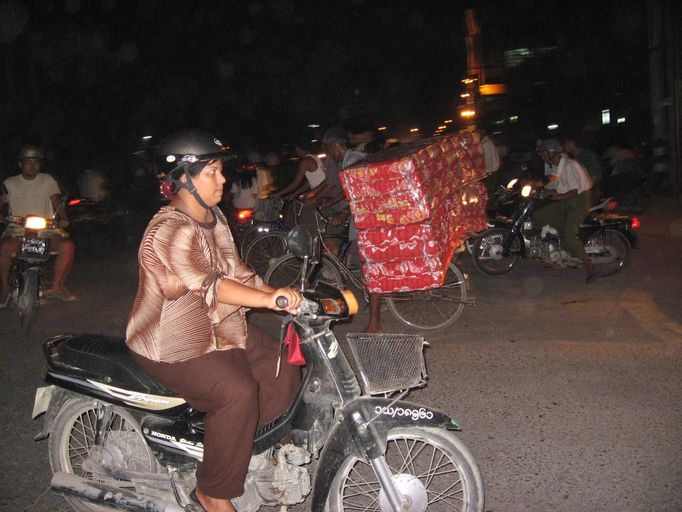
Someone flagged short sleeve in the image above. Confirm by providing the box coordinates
[44,174,62,197]
[152,220,225,308]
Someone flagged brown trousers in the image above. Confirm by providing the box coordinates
[132,323,301,499]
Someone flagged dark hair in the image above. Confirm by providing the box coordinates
[295,139,313,152]
[322,126,349,147]
[232,167,256,189]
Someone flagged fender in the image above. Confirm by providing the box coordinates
[310,397,458,511]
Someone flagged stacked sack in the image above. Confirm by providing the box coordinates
[340,131,489,293]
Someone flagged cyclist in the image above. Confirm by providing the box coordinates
[271,139,326,200]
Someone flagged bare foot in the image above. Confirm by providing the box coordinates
[195,485,236,512]
[45,287,79,302]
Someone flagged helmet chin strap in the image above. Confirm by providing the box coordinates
[170,166,227,224]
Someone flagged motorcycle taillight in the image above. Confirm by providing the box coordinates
[630,217,641,230]
[237,209,254,221]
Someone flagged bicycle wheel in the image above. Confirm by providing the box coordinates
[385,262,468,331]
[239,223,276,258]
[242,231,288,277]
[265,254,344,289]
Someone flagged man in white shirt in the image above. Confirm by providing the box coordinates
[0,145,77,305]
[533,139,598,283]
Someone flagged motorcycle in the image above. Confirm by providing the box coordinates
[470,180,639,276]
[4,214,55,336]
[32,225,484,512]
[67,197,131,252]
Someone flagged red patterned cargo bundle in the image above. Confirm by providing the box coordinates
[342,132,487,229]
[340,132,488,293]
[359,182,488,292]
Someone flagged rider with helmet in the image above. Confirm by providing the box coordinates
[532,138,598,283]
[0,144,77,306]
[125,130,302,512]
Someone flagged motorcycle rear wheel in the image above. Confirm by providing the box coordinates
[385,263,468,331]
[585,229,630,276]
[471,228,521,275]
[17,268,38,337]
[326,426,484,512]
[48,398,159,512]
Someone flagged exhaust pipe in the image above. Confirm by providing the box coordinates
[51,471,185,512]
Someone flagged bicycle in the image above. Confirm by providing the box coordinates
[237,197,288,257]
[264,209,473,331]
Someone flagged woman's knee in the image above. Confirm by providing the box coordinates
[212,375,259,411]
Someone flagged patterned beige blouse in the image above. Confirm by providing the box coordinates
[125,207,263,363]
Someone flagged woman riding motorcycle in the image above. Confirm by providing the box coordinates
[125,129,302,512]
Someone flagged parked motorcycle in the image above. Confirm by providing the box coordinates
[470,180,639,276]
[3,214,54,335]
[32,225,484,512]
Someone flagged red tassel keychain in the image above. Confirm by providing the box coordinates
[284,321,306,366]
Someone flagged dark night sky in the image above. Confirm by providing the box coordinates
[0,0,649,172]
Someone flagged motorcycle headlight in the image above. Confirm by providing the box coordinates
[521,185,533,198]
[25,216,47,230]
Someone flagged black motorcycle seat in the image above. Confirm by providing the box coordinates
[45,334,176,397]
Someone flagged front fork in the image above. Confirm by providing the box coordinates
[347,409,409,511]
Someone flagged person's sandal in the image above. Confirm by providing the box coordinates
[45,290,80,302]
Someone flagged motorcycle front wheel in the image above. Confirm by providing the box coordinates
[471,228,521,275]
[385,262,468,331]
[17,268,38,337]
[48,398,159,512]
[326,426,484,512]
[585,229,630,276]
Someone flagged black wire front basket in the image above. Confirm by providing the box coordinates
[346,333,427,395]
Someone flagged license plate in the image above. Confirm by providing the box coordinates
[20,237,48,258]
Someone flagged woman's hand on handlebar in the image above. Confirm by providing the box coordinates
[269,288,302,315]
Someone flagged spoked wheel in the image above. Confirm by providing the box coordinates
[326,426,484,512]
[264,254,344,289]
[17,268,39,337]
[238,223,277,258]
[385,263,468,331]
[585,229,630,276]
[48,398,159,512]
[243,231,288,277]
[471,228,521,275]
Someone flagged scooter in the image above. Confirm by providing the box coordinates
[470,180,638,276]
[32,225,484,512]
